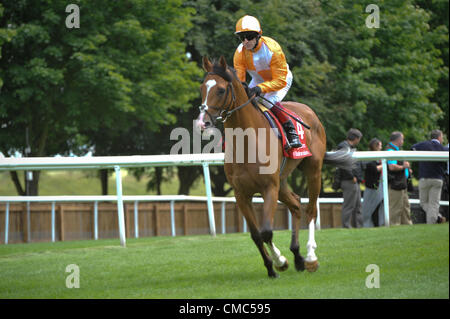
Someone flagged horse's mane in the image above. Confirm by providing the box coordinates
[208,59,257,107]
[211,60,238,83]
[211,60,254,99]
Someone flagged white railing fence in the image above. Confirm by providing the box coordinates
[1,151,448,246]
[1,154,224,247]
[353,151,448,229]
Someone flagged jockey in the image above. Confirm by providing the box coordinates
[233,15,301,148]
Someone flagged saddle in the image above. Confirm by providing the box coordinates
[257,103,312,160]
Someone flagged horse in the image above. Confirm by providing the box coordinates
[195,56,353,278]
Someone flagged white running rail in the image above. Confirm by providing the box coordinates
[1,151,448,245]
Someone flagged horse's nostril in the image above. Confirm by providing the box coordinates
[204,122,211,128]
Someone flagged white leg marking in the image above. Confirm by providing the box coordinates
[267,242,287,267]
[306,219,317,262]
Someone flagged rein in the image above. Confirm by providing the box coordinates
[218,94,255,123]
[201,70,310,130]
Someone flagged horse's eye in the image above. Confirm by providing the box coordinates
[217,88,225,96]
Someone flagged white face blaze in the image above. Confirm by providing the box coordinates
[195,79,217,131]
[203,79,217,110]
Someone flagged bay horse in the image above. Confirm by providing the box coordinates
[195,56,353,278]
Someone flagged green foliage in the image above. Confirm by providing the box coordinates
[280,0,446,149]
[0,0,201,194]
[0,3,15,88]
[414,0,449,138]
[0,0,447,196]
[183,0,447,195]
[0,0,201,152]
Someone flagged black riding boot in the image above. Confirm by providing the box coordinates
[282,120,302,149]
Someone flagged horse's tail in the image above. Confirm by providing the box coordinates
[323,150,355,171]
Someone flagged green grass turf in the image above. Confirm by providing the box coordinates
[0,223,448,299]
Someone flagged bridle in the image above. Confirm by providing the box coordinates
[199,71,255,126]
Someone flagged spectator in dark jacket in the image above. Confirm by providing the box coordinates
[412,129,449,224]
[386,131,413,225]
[335,128,364,228]
[362,138,385,227]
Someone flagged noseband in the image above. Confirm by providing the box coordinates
[199,71,255,126]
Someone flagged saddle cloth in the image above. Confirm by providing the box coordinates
[258,103,312,159]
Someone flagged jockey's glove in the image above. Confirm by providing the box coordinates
[249,85,262,97]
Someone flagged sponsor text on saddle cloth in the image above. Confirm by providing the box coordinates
[259,104,312,159]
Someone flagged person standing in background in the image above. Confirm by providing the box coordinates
[362,138,385,227]
[335,128,364,228]
[386,131,413,225]
[411,129,449,224]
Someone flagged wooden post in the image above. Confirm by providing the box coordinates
[22,203,29,243]
[154,204,159,236]
[330,204,335,228]
[183,204,188,236]
[331,203,341,228]
[59,204,65,241]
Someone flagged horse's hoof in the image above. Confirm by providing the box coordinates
[275,259,289,272]
[295,261,305,272]
[304,260,319,272]
[268,271,279,278]
[294,256,305,272]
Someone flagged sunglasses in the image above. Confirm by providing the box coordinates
[237,32,259,42]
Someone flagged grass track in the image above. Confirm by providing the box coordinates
[0,224,448,299]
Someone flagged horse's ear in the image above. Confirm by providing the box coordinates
[219,56,227,69]
[203,56,213,72]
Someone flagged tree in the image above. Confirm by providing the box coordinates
[314,0,446,146]
[1,0,73,194]
[0,0,201,195]
[414,0,449,138]
[183,0,447,195]
[300,0,446,193]
[0,3,15,90]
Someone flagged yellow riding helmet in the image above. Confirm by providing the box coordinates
[235,15,262,35]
